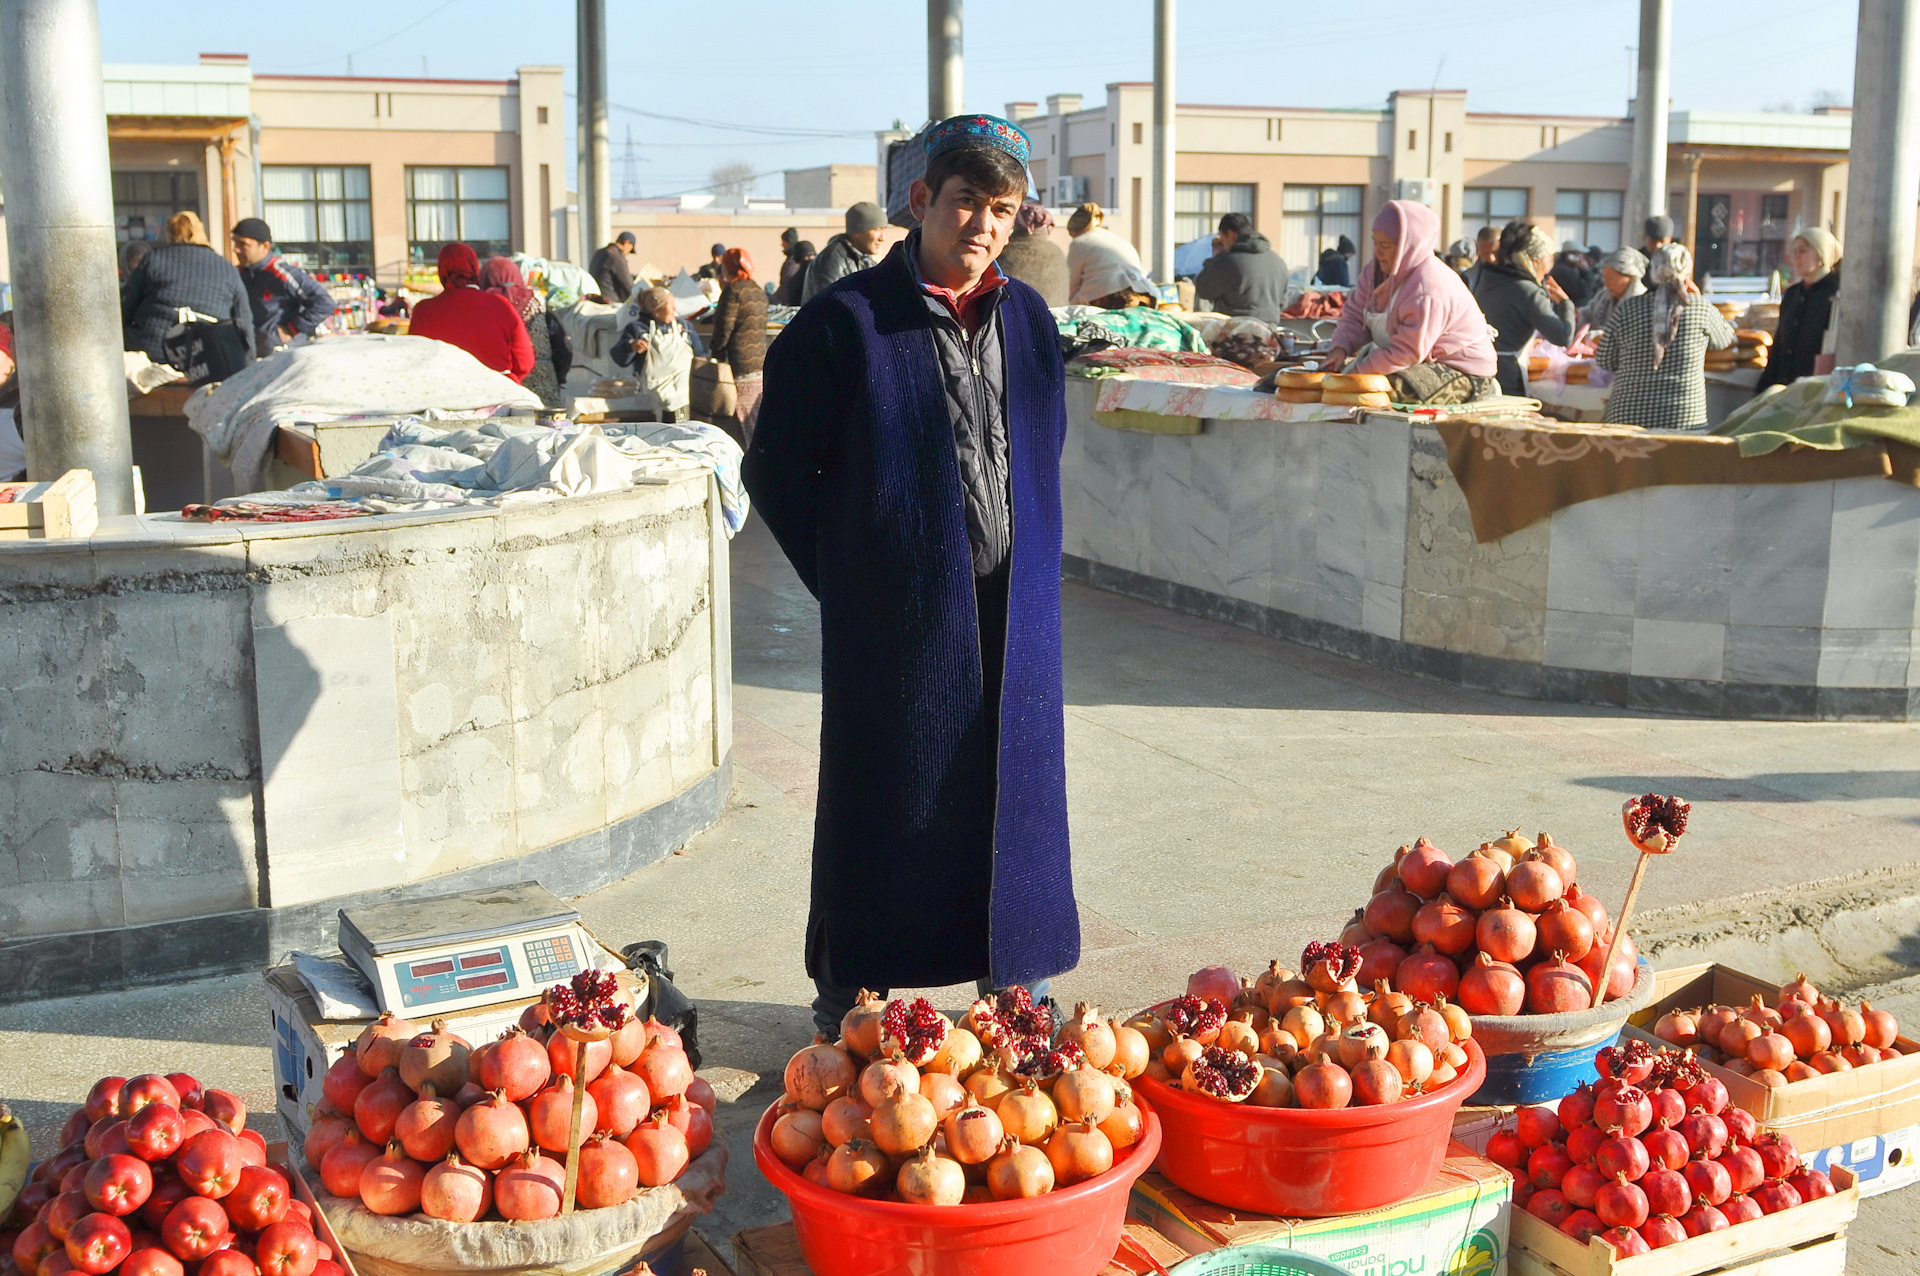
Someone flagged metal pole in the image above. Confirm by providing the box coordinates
[0,0,135,513]
[575,0,609,260]
[926,0,962,123]
[1625,0,1671,238]
[1152,0,1175,287]
[1837,0,1920,364]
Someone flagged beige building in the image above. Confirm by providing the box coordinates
[28,54,570,288]
[1013,85,1855,280]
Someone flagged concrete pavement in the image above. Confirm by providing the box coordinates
[5,514,1920,1269]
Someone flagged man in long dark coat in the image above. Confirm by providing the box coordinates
[743,115,1079,1035]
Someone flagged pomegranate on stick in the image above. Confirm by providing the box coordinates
[1591,793,1691,1009]
[541,969,631,1215]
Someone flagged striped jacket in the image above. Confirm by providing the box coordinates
[241,251,336,348]
[1595,292,1737,430]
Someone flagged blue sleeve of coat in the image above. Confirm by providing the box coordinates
[288,265,337,336]
[741,308,839,597]
[610,320,640,368]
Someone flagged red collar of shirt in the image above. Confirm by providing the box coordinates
[918,258,1009,333]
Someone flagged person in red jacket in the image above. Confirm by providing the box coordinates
[408,242,534,382]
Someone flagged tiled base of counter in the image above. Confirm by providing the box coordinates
[1063,554,1920,722]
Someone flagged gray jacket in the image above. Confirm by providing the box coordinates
[1193,231,1290,323]
[802,233,876,302]
[1470,260,1578,394]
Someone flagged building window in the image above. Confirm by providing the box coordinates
[262,165,373,271]
[1175,182,1255,244]
[1462,186,1530,240]
[1553,189,1624,252]
[406,166,511,263]
[1133,122,1143,145]
[1278,184,1362,271]
[537,106,548,124]
[112,171,200,244]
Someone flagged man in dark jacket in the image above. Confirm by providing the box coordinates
[745,114,1078,1036]
[589,232,637,302]
[1313,235,1355,286]
[801,202,890,301]
[230,218,336,354]
[1194,212,1290,322]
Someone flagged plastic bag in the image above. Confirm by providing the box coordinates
[1824,362,1916,409]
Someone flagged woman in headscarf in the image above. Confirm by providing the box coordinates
[408,243,535,382]
[1322,200,1497,403]
[1758,227,1841,391]
[1065,202,1154,307]
[1470,221,1578,395]
[480,256,570,406]
[995,201,1069,306]
[1595,243,1736,430]
[1580,247,1648,331]
[706,246,768,441]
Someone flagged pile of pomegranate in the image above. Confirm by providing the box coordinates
[771,987,1147,1205]
[305,988,711,1223]
[1490,1040,1838,1255]
[1652,971,1904,1087]
[1133,947,1476,1110]
[7,1071,336,1276]
[1347,831,1637,1017]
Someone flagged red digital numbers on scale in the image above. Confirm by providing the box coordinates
[457,970,510,991]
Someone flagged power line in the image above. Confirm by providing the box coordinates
[274,0,463,71]
[564,92,870,139]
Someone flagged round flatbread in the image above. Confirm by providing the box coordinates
[1275,387,1324,403]
[1278,370,1326,390]
[1324,372,1391,395]
[1322,391,1393,408]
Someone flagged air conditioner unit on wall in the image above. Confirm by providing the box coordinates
[1052,175,1089,207]
[1397,178,1438,206]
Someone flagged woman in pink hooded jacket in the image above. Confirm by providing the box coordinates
[1324,200,1497,403]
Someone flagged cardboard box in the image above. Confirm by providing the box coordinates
[728,1221,1188,1276]
[1128,1141,1511,1275]
[1622,963,1920,1151]
[1804,1123,1920,1199]
[0,469,97,539]
[1509,1165,1857,1276]
[265,954,641,1142]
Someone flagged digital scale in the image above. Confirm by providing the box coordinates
[338,883,601,1016]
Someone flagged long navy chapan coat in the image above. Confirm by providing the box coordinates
[741,241,1079,992]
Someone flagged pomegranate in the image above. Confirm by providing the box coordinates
[1810,1049,1851,1074]
[784,1039,857,1111]
[420,1155,491,1223]
[1293,1058,1353,1109]
[1527,1188,1574,1228]
[1639,1214,1687,1250]
[1722,1192,1763,1224]
[1364,885,1421,943]
[985,1137,1054,1200]
[1578,932,1639,1002]
[222,1165,288,1231]
[1447,854,1506,911]
[1754,1131,1800,1180]
[1397,1003,1450,1054]
[1677,1109,1728,1160]
[1780,1007,1831,1059]
[839,990,886,1059]
[1484,1126,1526,1171]
[317,1131,378,1198]
[354,1013,417,1078]
[1788,1168,1835,1202]
[1393,836,1452,898]
[820,1095,873,1147]
[608,1017,648,1069]
[870,1079,939,1157]
[1722,1106,1757,1146]
[1059,1005,1117,1071]
[1562,1163,1606,1210]
[1535,900,1595,962]
[1747,1032,1794,1072]
[1186,965,1242,1008]
[880,998,953,1066]
[1841,1042,1878,1068]
[895,1146,966,1205]
[625,1114,690,1187]
[1721,1145,1764,1195]
[822,1138,891,1198]
[359,1142,424,1216]
[1528,831,1577,883]
[576,1134,640,1209]
[1565,1123,1604,1165]
[1044,1121,1114,1187]
[1558,1081,1596,1131]
[1101,1099,1148,1146]
[1654,1008,1698,1046]
[1515,1105,1564,1150]
[943,1094,1005,1164]
[453,1092,530,1171]
[1506,857,1564,912]
[1861,1000,1899,1050]
[997,1081,1060,1144]
[530,1076,597,1154]
[1595,1178,1649,1229]
[1680,1201,1729,1236]
[1107,1021,1151,1079]
[1593,1085,1652,1137]
[1525,952,1594,1015]
[1682,1073,1729,1116]
[1395,945,1461,1003]
[548,1032,612,1086]
[392,1086,459,1162]
[1476,902,1537,965]
[1647,1085,1686,1131]
[1560,1210,1605,1242]
[320,1057,372,1116]
[771,1107,827,1169]
[1450,953,1521,1016]
[1641,1167,1692,1217]
[1642,1127,1688,1171]
[1527,1143,1574,1190]
[477,1029,551,1102]
[1386,1038,1435,1089]
[352,1069,412,1145]
[1750,1178,1802,1215]
[658,1093,713,1158]
[1350,1059,1404,1106]
[1412,892,1478,955]
[1053,1066,1118,1124]
[1278,1004,1326,1050]
[493,1150,564,1221]
[586,1062,651,1138]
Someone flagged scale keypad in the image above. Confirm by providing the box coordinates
[523,933,585,985]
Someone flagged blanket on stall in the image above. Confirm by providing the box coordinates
[1051,304,1208,358]
[1715,350,1920,458]
[184,334,542,491]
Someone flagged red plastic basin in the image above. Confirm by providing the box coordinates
[1133,1038,1485,1217]
[752,1098,1162,1276]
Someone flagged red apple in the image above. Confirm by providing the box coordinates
[118,1078,182,1118]
[40,1245,77,1276]
[13,1220,59,1276]
[83,1121,127,1161]
[126,1105,186,1163]
[175,1131,243,1199]
[42,1194,90,1243]
[164,1075,205,1111]
[179,1110,218,1141]
[223,1168,289,1233]
[200,1093,247,1135]
[253,1223,317,1276]
[159,1197,228,1262]
[83,1156,152,1217]
[84,1079,128,1125]
[200,1250,257,1276]
[138,1178,192,1232]
[122,1246,185,1276]
[64,1214,132,1276]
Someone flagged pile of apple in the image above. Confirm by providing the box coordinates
[1489,1040,1837,1255]
[1653,971,1904,1085]
[305,1002,712,1223]
[8,1072,331,1276]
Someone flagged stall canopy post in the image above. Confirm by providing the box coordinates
[1837,0,1920,365]
[0,0,136,514]
[1151,0,1176,286]
[926,0,962,124]
[575,0,610,258]
[1625,0,1671,238]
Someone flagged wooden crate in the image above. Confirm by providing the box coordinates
[678,1230,737,1276]
[730,1220,1189,1276]
[0,469,97,539]
[1622,962,1920,1150]
[273,1142,362,1276]
[1510,1165,1857,1276]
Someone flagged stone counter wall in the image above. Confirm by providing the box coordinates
[1060,380,1920,720]
[0,477,732,999]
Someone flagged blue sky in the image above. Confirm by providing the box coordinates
[99,0,1859,197]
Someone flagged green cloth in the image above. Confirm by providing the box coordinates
[1055,306,1209,354]
[1716,350,1920,456]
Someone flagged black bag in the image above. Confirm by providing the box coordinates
[161,320,251,387]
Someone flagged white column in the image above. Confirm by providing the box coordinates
[926,0,962,123]
[1836,0,1920,364]
[1151,0,1176,286]
[1626,0,1671,237]
[575,0,609,258]
[0,0,135,512]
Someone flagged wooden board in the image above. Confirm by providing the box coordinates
[275,426,324,480]
[680,1230,737,1276]
[1509,1165,1856,1276]
[1511,1235,1845,1276]
[729,1220,1188,1276]
[0,469,98,539]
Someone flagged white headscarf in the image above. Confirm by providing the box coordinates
[1647,243,1693,371]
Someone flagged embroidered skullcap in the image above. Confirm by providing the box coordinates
[923,113,1031,167]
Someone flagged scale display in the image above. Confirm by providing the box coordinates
[397,945,519,1010]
